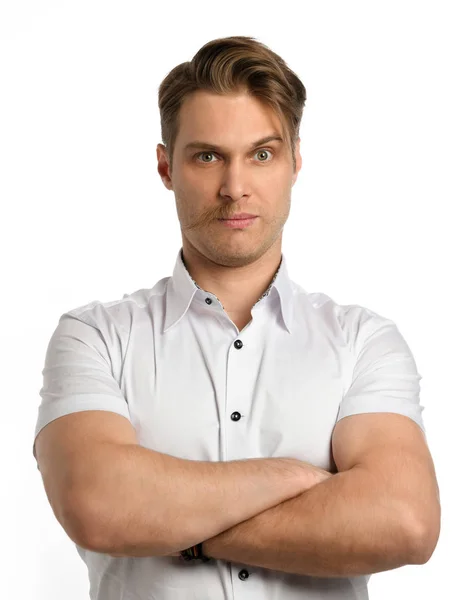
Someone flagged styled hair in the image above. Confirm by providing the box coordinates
[157,36,306,173]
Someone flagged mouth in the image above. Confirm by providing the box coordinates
[217,216,258,229]
[220,213,257,220]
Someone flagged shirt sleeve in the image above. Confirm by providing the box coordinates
[336,307,426,436]
[32,311,132,465]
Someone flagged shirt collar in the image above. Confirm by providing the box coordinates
[164,247,295,334]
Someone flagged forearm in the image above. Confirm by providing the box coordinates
[202,465,421,577]
[69,443,308,556]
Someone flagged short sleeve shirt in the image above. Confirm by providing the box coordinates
[33,247,426,600]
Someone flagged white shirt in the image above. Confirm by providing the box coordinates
[33,247,425,600]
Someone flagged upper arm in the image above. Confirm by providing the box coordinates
[33,312,138,547]
[331,309,440,555]
[332,411,440,555]
[35,410,138,547]
[332,411,432,474]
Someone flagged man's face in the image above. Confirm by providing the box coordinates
[157,89,302,267]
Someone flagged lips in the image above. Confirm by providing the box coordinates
[221,213,257,220]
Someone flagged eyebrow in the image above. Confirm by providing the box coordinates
[183,134,284,153]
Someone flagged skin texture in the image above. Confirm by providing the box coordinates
[156,89,302,327]
[164,465,333,559]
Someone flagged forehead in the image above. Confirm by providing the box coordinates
[176,90,284,147]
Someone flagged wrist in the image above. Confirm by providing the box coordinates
[180,542,212,562]
[300,463,333,490]
[201,540,212,559]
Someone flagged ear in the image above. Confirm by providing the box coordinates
[292,137,302,186]
[157,143,173,191]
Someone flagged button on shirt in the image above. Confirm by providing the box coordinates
[33,247,426,600]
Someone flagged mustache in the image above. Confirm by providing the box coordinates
[181,210,252,231]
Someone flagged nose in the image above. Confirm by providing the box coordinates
[218,158,252,203]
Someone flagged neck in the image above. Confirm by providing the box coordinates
[181,241,282,314]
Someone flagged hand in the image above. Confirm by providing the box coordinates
[301,462,334,488]
[280,457,333,490]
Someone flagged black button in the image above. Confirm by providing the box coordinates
[231,412,241,421]
[238,569,249,580]
[234,339,243,349]
[205,297,212,305]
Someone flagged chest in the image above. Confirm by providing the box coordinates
[120,313,352,473]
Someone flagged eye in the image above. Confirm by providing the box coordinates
[196,152,217,163]
[254,149,273,162]
[195,148,274,163]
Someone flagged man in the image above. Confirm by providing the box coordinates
[33,36,440,599]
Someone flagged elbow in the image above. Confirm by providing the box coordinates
[61,491,177,557]
[58,491,106,552]
[58,510,95,552]
[406,506,441,565]
[56,487,116,554]
[415,524,441,565]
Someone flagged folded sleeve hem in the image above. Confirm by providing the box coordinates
[337,396,426,434]
[33,395,132,460]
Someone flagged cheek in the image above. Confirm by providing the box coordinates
[256,164,289,188]
[179,165,216,195]
[258,173,291,201]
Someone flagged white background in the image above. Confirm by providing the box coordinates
[1,1,457,598]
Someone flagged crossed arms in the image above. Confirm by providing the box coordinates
[167,412,440,577]
[96,412,440,577]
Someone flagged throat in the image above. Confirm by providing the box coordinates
[227,311,253,332]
